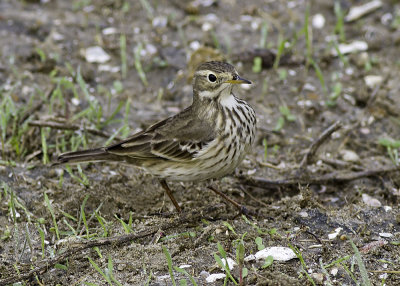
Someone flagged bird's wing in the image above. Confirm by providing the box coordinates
[105,107,216,162]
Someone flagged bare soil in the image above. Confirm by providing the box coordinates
[1,0,400,285]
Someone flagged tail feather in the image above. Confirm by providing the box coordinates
[55,148,116,165]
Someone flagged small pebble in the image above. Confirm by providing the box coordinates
[245,247,297,262]
[328,227,342,240]
[340,149,360,162]
[84,46,110,63]
[383,206,392,212]
[364,75,383,88]
[220,257,237,271]
[345,0,383,22]
[332,41,368,56]
[206,273,226,283]
[362,193,382,207]
[102,27,117,35]
[379,232,393,238]
[312,14,325,29]
[299,211,308,218]
[152,16,168,28]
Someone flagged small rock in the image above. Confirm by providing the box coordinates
[379,232,393,238]
[345,0,383,22]
[71,98,80,106]
[383,206,392,212]
[220,257,237,271]
[312,14,325,29]
[206,273,226,283]
[84,46,110,63]
[328,227,343,240]
[245,247,297,262]
[179,264,191,269]
[355,52,370,68]
[364,75,383,88]
[303,83,316,91]
[299,211,308,218]
[202,22,213,32]
[102,27,117,35]
[381,13,393,25]
[51,31,64,41]
[189,41,201,50]
[332,41,368,56]
[362,193,382,207]
[152,16,168,28]
[98,65,120,73]
[339,149,360,162]
[331,268,338,276]
[199,270,210,278]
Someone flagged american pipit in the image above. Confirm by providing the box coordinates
[57,61,256,212]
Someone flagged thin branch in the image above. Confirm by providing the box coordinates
[299,121,342,170]
[239,166,400,188]
[28,120,122,141]
[0,206,222,285]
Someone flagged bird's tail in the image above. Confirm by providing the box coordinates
[55,148,117,165]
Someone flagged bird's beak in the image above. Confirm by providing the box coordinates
[225,75,252,85]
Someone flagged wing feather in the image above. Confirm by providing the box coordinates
[104,106,216,162]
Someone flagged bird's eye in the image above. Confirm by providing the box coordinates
[208,74,217,82]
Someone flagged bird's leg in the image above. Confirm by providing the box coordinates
[207,185,252,218]
[159,179,182,212]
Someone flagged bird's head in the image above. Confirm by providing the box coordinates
[192,61,251,101]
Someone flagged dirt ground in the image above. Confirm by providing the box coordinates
[1,0,400,285]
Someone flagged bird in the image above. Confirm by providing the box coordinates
[56,61,256,212]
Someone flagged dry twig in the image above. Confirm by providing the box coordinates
[299,121,342,170]
[239,166,400,188]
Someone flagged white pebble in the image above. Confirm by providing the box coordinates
[220,257,237,270]
[102,27,117,35]
[332,41,368,56]
[206,273,226,283]
[299,211,308,218]
[379,232,393,238]
[340,149,360,162]
[245,247,297,262]
[312,14,325,29]
[345,0,383,22]
[328,227,343,240]
[362,193,382,207]
[85,46,110,63]
[202,22,213,32]
[364,75,383,88]
[98,65,120,73]
[303,83,316,91]
[152,16,168,28]
[189,41,201,51]
[71,98,80,106]
[381,13,393,25]
[383,206,392,212]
